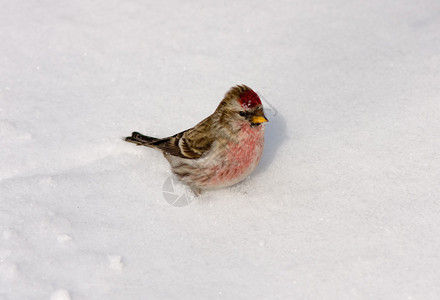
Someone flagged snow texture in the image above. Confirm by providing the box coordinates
[1,0,440,299]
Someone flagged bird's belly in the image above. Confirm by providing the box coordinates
[202,127,265,189]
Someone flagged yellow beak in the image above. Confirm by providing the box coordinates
[251,115,269,124]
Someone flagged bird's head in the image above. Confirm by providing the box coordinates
[215,85,268,131]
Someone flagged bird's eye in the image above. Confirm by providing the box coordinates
[239,111,246,117]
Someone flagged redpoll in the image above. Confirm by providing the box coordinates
[125,85,268,194]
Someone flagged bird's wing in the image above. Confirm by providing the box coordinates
[150,117,215,159]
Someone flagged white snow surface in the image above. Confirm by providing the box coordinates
[1,0,440,299]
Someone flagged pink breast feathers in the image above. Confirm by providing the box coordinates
[205,125,265,188]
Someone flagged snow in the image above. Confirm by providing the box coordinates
[1,0,440,299]
[50,289,71,300]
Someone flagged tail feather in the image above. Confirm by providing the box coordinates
[124,132,160,146]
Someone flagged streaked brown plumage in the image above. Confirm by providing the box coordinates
[125,85,268,194]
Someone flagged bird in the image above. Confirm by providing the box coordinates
[124,85,268,195]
